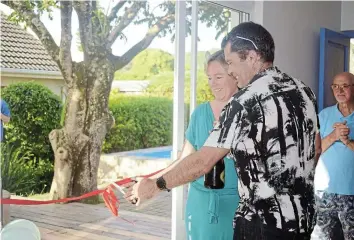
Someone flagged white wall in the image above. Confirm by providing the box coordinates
[258,1,342,96]
[215,1,343,96]
[341,1,354,31]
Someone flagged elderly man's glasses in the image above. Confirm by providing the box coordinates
[331,84,354,91]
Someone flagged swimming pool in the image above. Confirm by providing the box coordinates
[126,147,172,159]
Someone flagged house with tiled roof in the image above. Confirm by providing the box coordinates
[0,12,64,99]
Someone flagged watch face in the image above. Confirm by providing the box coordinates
[157,177,166,190]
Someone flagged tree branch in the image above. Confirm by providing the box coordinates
[113,13,175,71]
[2,0,60,66]
[60,1,73,85]
[107,1,145,47]
[107,0,127,23]
[73,1,94,58]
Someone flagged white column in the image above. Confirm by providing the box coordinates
[230,11,240,31]
[190,0,198,115]
[251,0,264,24]
[172,1,186,240]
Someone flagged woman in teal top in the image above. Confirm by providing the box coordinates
[183,50,239,240]
[152,50,239,239]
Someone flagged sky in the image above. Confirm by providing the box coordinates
[0,0,227,62]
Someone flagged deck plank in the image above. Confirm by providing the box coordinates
[9,192,173,240]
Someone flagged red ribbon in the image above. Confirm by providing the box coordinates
[0,169,164,219]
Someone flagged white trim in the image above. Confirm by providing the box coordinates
[190,0,198,115]
[172,1,186,240]
[1,68,63,80]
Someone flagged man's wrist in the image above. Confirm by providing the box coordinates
[155,176,171,192]
[347,140,354,150]
[329,131,338,143]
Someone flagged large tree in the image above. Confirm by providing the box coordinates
[2,0,230,200]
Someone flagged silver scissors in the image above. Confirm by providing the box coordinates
[111,181,138,204]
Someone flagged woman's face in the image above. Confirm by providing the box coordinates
[207,61,238,101]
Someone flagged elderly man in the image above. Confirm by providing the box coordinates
[312,72,354,240]
[126,22,321,239]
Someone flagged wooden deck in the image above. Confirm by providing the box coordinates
[9,191,173,240]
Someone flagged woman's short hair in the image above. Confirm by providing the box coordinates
[204,50,227,73]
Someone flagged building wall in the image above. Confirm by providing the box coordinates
[212,1,343,97]
[341,1,354,31]
[261,1,342,96]
[1,76,65,99]
[245,1,341,97]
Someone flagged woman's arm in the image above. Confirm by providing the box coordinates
[150,140,196,179]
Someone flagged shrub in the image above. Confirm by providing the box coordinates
[103,94,189,153]
[0,142,53,196]
[1,82,62,162]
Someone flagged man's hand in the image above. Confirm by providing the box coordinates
[0,113,10,123]
[124,178,160,206]
[332,121,350,143]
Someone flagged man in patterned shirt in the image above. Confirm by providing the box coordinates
[126,22,321,239]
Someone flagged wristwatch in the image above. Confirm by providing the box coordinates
[156,176,171,192]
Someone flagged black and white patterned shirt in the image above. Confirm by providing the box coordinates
[205,67,318,234]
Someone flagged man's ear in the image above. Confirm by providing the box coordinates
[248,50,260,63]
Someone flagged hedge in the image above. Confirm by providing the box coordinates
[1,81,62,161]
[1,81,62,193]
[103,93,189,153]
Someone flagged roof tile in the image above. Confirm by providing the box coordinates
[0,12,60,72]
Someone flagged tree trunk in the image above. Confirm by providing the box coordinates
[49,57,114,202]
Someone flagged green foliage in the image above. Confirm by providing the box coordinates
[103,94,188,153]
[0,143,53,196]
[145,70,214,104]
[115,49,174,80]
[8,0,58,24]
[130,1,231,41]
[1,82,62,162]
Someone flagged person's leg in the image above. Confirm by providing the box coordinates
[337,194,354,240]
[311,192,344,240]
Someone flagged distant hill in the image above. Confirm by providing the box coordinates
[185,48,219,71]
[114,48,220,80]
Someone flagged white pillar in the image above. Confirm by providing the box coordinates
[172,1,186,240]
[230,11,240,31]
[251,0,264,24]
[190,0,198,115]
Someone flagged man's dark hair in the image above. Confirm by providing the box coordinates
[221,22,275,63]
